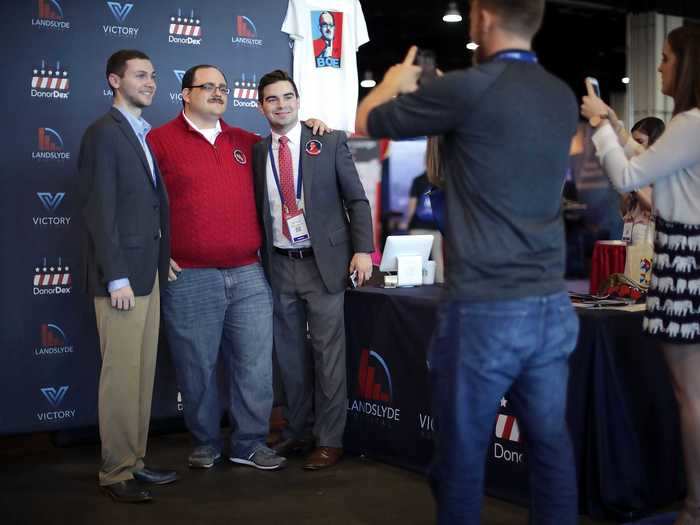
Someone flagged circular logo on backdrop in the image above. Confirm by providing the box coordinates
[305,139,322,156]
[233,149,247,164]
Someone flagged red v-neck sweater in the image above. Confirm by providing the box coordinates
[148,114,262,269]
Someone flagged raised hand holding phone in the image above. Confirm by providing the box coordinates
[581,77,610,127]
[585,76,601,98]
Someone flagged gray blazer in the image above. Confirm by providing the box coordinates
[77,107,170,297]
[253,126,373,294]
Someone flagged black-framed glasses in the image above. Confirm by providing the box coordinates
[188,83,231,95]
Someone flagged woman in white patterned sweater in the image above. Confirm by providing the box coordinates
[581,26,700,525]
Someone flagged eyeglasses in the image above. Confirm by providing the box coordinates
[188,83,231,95]
[321,23,335,28]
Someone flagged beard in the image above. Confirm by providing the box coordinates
[123,90,152,109]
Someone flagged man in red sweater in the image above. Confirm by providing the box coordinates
[147,64,284,470]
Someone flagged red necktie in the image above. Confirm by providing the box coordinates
[278,135,298,240]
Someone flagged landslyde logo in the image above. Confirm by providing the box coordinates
[347,348,400,422]
[32,0,71,30]
[33,128,71,161]
[232,15,263,47]
[35,323,74,357]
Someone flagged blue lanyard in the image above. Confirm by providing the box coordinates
[268,139,303,207]
[491,49,538,64]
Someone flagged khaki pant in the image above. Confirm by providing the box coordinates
[94,275,159,486]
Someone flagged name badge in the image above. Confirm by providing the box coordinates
[622,221,634,242]
[285,209,311,244]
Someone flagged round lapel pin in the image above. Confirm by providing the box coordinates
[233,149,247,164]
[305,139,322,156]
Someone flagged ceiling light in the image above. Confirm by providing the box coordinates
[443,2,462,23]
[621,77,630,85]
[466,42,479,51]
[360,71,376,88]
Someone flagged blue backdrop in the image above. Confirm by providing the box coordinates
[0,0,292,434]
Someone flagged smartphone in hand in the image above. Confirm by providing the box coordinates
[414,48,437,86]
[585,76,601,97]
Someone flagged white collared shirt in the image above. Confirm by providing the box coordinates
[182,111,222,145]
[266,121,311,248]
[592,108,700,224]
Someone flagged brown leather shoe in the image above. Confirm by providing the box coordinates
[303,447,343,470]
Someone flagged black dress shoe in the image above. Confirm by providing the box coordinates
[132,467,178,486]
[100,480,152,503]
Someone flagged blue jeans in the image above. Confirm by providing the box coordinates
[162,263,273,459]
[428,291,580,525]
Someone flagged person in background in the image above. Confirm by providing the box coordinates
[581,25,700,525]
[400,165,444,283]
[617,117,665,244]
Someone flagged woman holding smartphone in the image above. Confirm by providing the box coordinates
[581,26,700,525]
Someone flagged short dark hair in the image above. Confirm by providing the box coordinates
[105,49,150,91]
[667,25,700,115]
[180,64,228,107]
[631,117,665,146]
[257,70,299,103]
[476,0,545,39]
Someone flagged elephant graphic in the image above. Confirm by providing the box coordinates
[673,256,698,273]
[668,235,688,251]
[644,317,664,334]
[647,296,660,311]
[681,322,700,339]
[655,253,670,270]
[657,277,675,293]
[667,322,681,338]
[687,235,700,252]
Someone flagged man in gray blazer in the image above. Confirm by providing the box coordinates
[78,49,176,502]
[253,70,374,469]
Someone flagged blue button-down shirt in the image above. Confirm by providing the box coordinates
[108,105,156,293]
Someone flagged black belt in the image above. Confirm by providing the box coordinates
[274,247,314,259]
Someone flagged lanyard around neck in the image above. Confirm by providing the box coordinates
[491,50,538,64]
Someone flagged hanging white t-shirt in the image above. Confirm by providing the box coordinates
[282,0,369,132]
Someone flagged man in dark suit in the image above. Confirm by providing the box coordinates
[253,70,374,469]
[78,49,176,503]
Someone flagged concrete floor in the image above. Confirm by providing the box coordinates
[0,430,615,525]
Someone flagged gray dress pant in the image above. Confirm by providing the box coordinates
[270,251,346,448]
